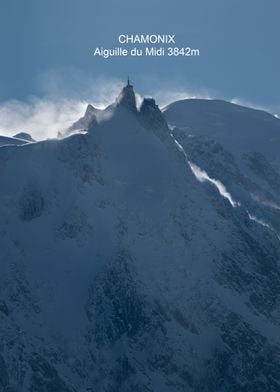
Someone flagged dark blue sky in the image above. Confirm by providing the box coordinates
[0,0,279,111]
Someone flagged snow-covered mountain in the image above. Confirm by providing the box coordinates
[164,99,280,240]
[1,83,280,391]
[0,132,35,147]
[164,99,280,171]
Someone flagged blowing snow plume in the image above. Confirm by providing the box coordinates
[173,137,240,208]
[0,98,87,140]
[0,74,126,140]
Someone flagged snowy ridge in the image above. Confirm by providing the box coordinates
[0,83,280,391]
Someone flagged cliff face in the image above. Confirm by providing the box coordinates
[0,87,280,391]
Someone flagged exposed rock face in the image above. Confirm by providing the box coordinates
[115,81,137,113]
[0,86,280,391]
[140,98,169,136]
[66,104,99,134]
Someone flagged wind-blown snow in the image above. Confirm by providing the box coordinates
[250,193,280,211]
[0,98,87,140]
[247,212,280,240]
[1,87,280,392]
[173,137,240,208]
[188,161,240,208]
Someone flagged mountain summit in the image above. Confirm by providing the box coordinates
[115,78,137,112]
[1,85,280,391]
[64,80,168,137]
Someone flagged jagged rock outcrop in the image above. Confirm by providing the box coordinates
[65,104,99,135]
[115,80,137,113]
[0,84,280,391]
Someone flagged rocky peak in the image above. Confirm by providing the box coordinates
[115,79,137,113]
[84,104,98,119]
[68,104,98,133]
[140,98,168,130]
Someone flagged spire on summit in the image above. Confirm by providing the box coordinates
[126,77,133,89]
[115,78,137,112]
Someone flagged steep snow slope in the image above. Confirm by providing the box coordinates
[165,99,280,239]
[164,99,280,171]
[1,85,280,391]
[172,130,280,237]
